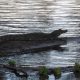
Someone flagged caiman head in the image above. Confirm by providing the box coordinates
[51,29,67,37]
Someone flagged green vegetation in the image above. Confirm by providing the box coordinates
[53,67,61,79]
[74,63,80,78]
[8,60,16,67]
[39,66,48,79]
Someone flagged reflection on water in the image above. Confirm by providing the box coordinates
[59,72,76,80]
[0,0,80,80]
[0,0,80,37]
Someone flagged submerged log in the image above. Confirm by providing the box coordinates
[3,65,28,78]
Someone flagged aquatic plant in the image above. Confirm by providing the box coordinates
[52,67,61,79]
[39,66,48,80]
[8,60,16,67]
[74,63,80,78]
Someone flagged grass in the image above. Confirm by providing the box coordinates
[39,66,48,79]
[53,67,61,79]
[74,63,80,78]
[8,60,16,67]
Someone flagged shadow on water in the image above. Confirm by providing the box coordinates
[23,45,66,54]
[0,37,67,57]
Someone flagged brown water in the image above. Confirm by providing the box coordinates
[0,0,80,80]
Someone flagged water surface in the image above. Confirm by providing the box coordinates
[0,0,80,80]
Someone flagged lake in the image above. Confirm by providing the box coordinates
[0,0,80,80]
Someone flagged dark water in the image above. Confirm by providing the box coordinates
[0,37,79,67]
[0,0,80,80]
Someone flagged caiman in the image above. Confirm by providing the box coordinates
[0,29,67,42]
